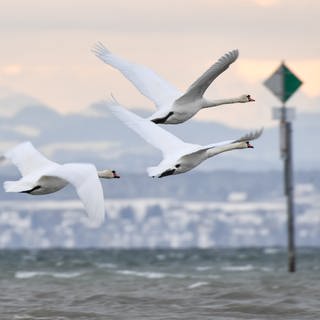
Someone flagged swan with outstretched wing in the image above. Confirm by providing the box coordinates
[2,142,120,227]
[106,101,262,178]
[93,42,255,124]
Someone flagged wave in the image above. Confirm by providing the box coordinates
[15,271,83,279]
[222,264,254,272]
[264,248,281,255]
[195,266,212,271]
[116,269,187,279]
[188,281,209,289]
[260,267,273,272]
[156,254,167,261]
[94,262,117,269]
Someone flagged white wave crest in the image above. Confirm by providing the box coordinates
[222,264,254,272]
[15,271,83,279]
[116,269,187,279]
[95,263,117,269]
[264,248,281,255]
[116,270,166,279]
[188,281,209,289]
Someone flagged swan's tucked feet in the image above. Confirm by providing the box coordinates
[158,169,176,178]
[20,185,41,194]
[151,112,174,124]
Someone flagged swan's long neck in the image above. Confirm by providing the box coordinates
[97,171,104,178]
[207,142,244,158]
[202,97,242,109]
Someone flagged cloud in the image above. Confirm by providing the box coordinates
[0,1,318,41]
[0,141,21,155]
[0,0,319,127]
[42,141,118,158]
[236,59,320,97]
[252,0,279,6]
[0,64,22,76]
[0,125,39,137]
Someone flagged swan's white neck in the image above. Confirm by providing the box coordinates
[207,142,244,157]
[202,97,243,109]
[97,171,104,178]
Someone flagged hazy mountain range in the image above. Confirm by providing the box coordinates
[0,88,317,175]
[0,88,318,248]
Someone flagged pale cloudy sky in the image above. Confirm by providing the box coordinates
[0,0,319,128]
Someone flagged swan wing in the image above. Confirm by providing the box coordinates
[46,163,105,227]
[174,49,239,104]
[201,128,264,150]
[106,101,188,156]
[232,128,264,143]
[3,141,57,177]
[92,42,181,108]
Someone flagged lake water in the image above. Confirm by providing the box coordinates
[0,248,319,319]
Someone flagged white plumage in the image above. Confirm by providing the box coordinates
[106,101,263,178]
[92,42,255,124]
[2,142,120,227]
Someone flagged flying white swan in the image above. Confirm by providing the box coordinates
[92,42,255,124]
[1,142,120,227]
[106,101,263,178]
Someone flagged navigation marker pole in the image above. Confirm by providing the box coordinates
[264,62,302,273]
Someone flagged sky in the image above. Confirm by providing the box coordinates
[0,0,319,128]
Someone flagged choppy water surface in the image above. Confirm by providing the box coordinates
[0,248,319,319]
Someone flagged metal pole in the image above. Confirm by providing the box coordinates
[281,106,296,272]
[285,121,296,272]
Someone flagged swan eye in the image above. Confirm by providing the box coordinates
[246,95,251,99]
[175,164,181,168]
[112,170,116,173]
